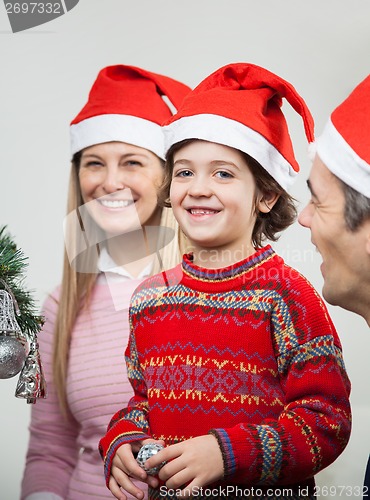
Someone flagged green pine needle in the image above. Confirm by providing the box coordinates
[0,226,44,337]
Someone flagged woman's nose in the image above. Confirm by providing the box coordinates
[102,167,125,193]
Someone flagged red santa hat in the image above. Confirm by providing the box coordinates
[163,62,314,191]
[70,65,191,159]
[315,74,370,198]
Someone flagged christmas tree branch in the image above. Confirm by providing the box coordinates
[0,226,44,337]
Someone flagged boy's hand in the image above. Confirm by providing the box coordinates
[109,440,162,500]
[145,435,224,496]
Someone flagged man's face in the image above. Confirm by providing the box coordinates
[299,155,369,312]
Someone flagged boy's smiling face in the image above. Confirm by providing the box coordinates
[170,140,264,266]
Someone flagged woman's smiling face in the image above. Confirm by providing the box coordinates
[78,141,164,237]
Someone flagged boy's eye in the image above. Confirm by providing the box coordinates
[216,170,233,179]
[174,169,193,177]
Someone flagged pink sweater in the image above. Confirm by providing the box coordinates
[21,277,146,500]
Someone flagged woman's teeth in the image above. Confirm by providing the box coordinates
[100,199,133,208]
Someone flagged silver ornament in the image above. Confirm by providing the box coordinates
[0,289,28,379]
[0,289,22,335]
[136,443,166,475]
[0,335,27,378]
[15,340,47,404]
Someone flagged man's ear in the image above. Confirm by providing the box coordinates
[257,192,280,213]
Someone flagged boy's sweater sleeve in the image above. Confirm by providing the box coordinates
[21,289,79,500]
[99,313,151,484]
[209,283,352,485]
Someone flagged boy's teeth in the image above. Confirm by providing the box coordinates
[100,200,132,208]
[190,209,216,214]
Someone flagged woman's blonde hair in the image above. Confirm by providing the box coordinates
[53,153,187,416]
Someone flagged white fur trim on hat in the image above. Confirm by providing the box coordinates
[163,114,297,191]
[70,114,165,159]
[316,119,370,198]
[308,141,317,162]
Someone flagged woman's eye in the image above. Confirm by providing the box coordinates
[83,161,103,168]
[126,160,141,167]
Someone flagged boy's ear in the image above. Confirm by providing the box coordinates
[257,192,280,213]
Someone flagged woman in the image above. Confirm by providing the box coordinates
[21,64,190,500]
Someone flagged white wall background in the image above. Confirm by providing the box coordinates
[1,1,369,498]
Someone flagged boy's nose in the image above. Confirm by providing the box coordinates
[187,176,212,198]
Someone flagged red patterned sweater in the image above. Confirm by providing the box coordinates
[99,245,351,498]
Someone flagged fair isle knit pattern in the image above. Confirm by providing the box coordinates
[99,245,351,499]
[21,278,147,500]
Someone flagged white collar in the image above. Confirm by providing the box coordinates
[97,245,154,280]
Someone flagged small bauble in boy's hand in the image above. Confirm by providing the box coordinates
[136,443,166,475]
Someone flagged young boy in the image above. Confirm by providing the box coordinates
[99,63,351,500]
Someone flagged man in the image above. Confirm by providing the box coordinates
[299,74,370,498]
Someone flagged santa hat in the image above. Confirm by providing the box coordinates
[70,65,191,159]
[315,74,370,198]
[163,62,314,191]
